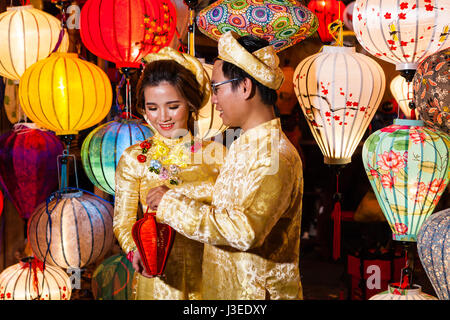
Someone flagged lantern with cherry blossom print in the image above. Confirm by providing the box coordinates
[390,74,415,119]
[308,0,346,44]
[353,0,450,81]
[362,119,450,242]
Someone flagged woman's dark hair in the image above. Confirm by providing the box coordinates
[136,60,204,133]
[221,35,278,106]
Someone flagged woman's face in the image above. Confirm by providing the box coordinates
[144,81,190,138]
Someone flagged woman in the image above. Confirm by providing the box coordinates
[113,47,226,300]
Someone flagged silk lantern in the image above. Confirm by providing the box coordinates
[369,284,437,300]
[417,208,450,300]
[362,119,450,242]
[91,253,135,300]
[307,0,346,44]
[0,257,71,300]
[79,0,177,69]
[0,5,69,82]
[81,118,154,195]
[293,45,385,165]
[353,0,450,81]
[390,74,415,119]
[18,52,112,136]
[27,189,114,269]
[0,123,64,220]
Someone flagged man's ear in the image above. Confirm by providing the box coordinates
[241,77,254,100]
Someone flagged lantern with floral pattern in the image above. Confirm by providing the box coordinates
[369,284,437,300]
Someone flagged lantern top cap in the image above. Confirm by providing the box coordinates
[7,5,33,11]
[388,284,422,296]
[50,52,79,59]
[322,46,355,54]
[393,119,424,126]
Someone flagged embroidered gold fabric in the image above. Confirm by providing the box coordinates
[157,118,304,299]
[113,130,226,300]
[217,31,285,90]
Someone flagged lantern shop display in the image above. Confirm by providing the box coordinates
[81,118,154,195]
[293,45,385,165]
[417,208,450,300]
[369,284,437,300]
[0,257,71,300]
[0,123,64,220]
[390,74,415,119]
[91,253,135,300]
[196,0,318,52]
[353,0,450,79]
[412,47,450,134]
[0,4,69,81]
[18,52,112,135]
[307,0,346,44]
[362,119,450,242]
[80,0,177,68]
[27,190,114,269]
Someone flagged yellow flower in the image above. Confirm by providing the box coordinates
[153,140,170,158]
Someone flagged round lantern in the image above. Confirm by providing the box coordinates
[79,0,177,69]
[390,74,415,119]
[27,190,114,269]
[353,0,450,79]
[293,45,385,165]
[413,47,450,134]
[343,1,355,31]
[0,123,64,220]
[369,284,437,300]
[91,253,135,300]
[0,5,69,82]
[362,119,450,242]
[81,118,154,195]
[307,0,346,44]
[417,208,450,300]
[0,256,71,300]
[18,52,112,136]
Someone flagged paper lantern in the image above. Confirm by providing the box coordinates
[18,52,112,136]
[0,5,69,81]
[413,47,450,134]
[417,208,450,300]
[3,79,27,124]
[353,0,450,79]
[369,284,437,300]
[0,257,71,300]
[293,45,385,165]
[91,253,135,300]
[81,118,154,195]
[362,119,450,241]
[307,0,346,44]
[196,0,318,52]
[79,0,177,69]
[343,1,355,31]
[0,123,64,219]
[27,190,114,269]
[390,74,415,119]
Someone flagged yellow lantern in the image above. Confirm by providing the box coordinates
[18,52,112,135]
[390,74,414,119]
[0,5,69,82]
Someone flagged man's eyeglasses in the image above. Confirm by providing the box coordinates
[211,78,241,95]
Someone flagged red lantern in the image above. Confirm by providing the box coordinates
[308,0,346,44]
[79,0,177,69]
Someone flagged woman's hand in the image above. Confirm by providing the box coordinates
[146,185,170,211]
[132,249,156,278]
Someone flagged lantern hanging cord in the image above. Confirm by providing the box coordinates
[328,1,344,47]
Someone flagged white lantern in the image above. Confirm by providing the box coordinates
[353,0,450,80]
[293,45,385,165]
[390,74,415,119]
[369,284,437,300]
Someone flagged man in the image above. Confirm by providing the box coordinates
[145,31,304,300]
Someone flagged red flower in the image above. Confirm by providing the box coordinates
[394,223,408,235]
[398,13,406,19]
[384,12,391,19]
[140,141,152,150]
[352,102,359,107]
[137,154,147,163]
[409,129,427,144]
[429,178,446,194]
[346,101,353,106]
[360,107,366,112]
[400,41,408,46]
[377,151,406,172]
[381,173,396,190]
[369,169,379,178]
[425,4,434,11]
[358,14,362,21]
[325,111,331,117]
[387,39,395,45]
[400,2,408,10]
[6,292,11,299]
[390,45,397,51]
[322,89,328,95]
[333,115,340,121]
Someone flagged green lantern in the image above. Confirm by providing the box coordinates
[362,119,450,242]
[81,118,154,195]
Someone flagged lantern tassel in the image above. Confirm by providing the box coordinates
[331,172,342,261]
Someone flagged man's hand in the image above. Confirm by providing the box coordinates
[146,185,170,211]
[132,249,155,278]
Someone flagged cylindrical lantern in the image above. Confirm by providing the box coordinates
[91,253,135,300]
[413,47,450,134]
[18,52,112,135]
[0,123,64,220]
[369,284,437,300]
[307,0,346,44]
[0,5,69,81]
[293,45,385,164]
[79,0,177,68]
[417,208,450,300]
[28,190,114,269]
[362,119,450,241]
[81,118,154,195]
[353,0,450,76]
[390,74,415,119]
[0,257,71,300]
